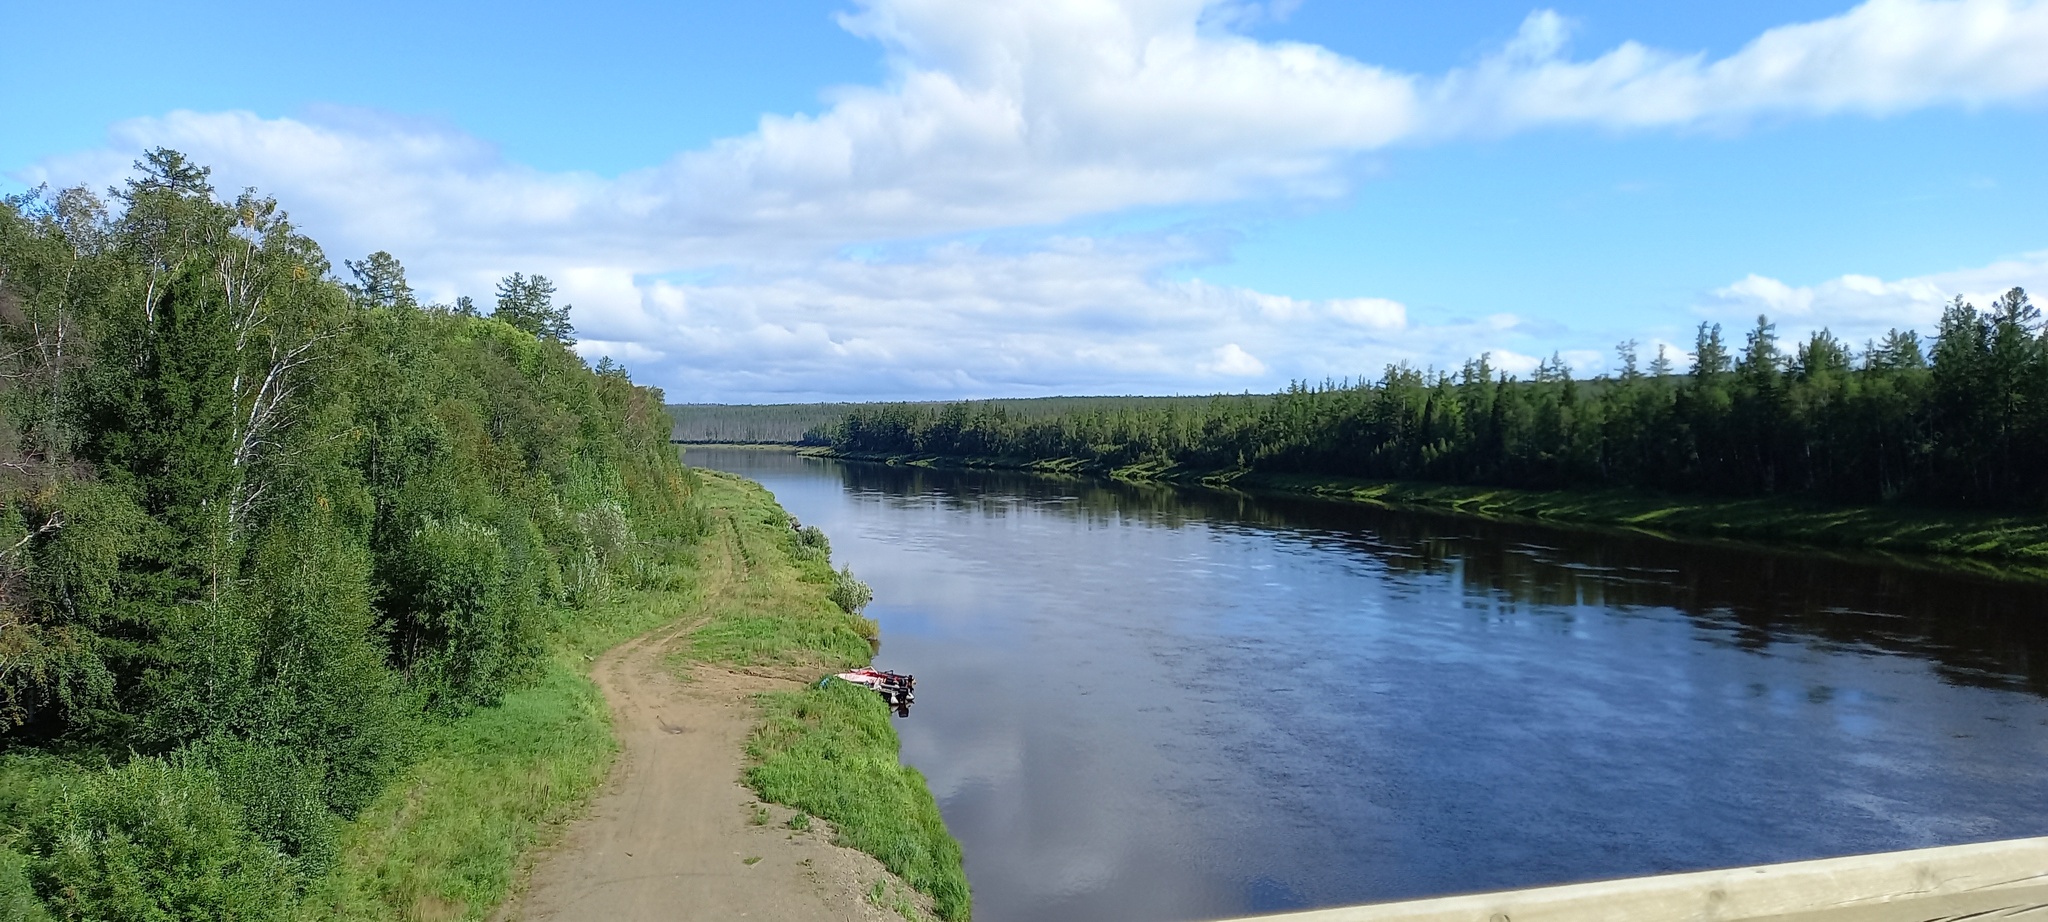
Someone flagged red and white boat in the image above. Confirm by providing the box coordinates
[834,668,916,710]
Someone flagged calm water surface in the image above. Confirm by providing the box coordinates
[687,448,2048,922]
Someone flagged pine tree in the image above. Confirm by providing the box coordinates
[343,251,416,310]
[94,259,240,579]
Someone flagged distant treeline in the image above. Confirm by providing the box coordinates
[828,290,2048,512]
[669,402,869,443]
[670,395,1265,444]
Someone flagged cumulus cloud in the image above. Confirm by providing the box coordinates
[1430,0,2048,136]
[1327,297,1407,330]
[1200,344,1268,377]
[603,238,1543,401]
[1700,250,2048,348]
[16,0,2048,398]
[30,0,2048,262]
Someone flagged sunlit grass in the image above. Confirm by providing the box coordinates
[749,682,968,921]
[302,564,702,920]
[305,472,963,921]
[677,472,964,919]
[300,654,614,922]
[1238,473,2048,578]
[679,471,877,669]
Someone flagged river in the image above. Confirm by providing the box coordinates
[685,447,2048,922]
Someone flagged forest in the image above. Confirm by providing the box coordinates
[826,295,2048,513]
[668,402,872,443]
[670,394,1262,444]
[0,150,698,919]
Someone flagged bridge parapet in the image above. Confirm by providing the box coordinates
[1224,835,2048,922]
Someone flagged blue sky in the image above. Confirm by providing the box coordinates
[7,0,2047,401]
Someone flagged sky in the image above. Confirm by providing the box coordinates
[5,0,2047,402]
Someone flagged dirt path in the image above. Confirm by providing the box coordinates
[502,516,904,922]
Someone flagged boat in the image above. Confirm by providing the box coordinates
[833,668,916,712]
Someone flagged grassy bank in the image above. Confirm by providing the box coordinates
[1237,473,2048,565]
[297,470,965,920]
[299,568,698,920]
[678,470,970,920]
[805,449,2048,574]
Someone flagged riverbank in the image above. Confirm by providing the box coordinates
[682,470,969,921]
[302,469,964,921]
[803,449,2048,577]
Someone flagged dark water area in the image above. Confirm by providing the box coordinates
[685,447,2048,922]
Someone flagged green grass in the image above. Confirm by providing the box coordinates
[192,470,960,922]
[1233,473,2048,578]
[297,652,614,922]
[747,682,968,921]
[676,471,969,920]
[679,470,878,669]
[299,558,698,921]
[805,448,2048,578]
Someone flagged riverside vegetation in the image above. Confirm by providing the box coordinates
[819,298,2048,563]
[685,471,968,920]
[0,150,960,921]
[669,395,1256,444]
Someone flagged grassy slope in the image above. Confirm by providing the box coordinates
[678,470,970,921]
[301,585,694,921]
[306,470,967,922]
[1227,473,2048,568]
[806,449,2048,575]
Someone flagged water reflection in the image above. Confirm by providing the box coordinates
[809,454,2048,697]
[688,449,2048,922]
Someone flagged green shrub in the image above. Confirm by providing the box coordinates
[790,524,830,562]
[828,565,873,615]
[22,754,296,922]
[390,517,541,711]
[242,525,419,818]
[0,846,52,922]
[203,739,340,877]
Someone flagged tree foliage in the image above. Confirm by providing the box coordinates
[491,272,574,343]
[0,150,698,917]
[829,290,2048,511]
[342,251,416,311]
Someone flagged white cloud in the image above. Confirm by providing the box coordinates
[573,237,1555,401]
[1430,0,2048,136]
[1201,343,1268,377]
[1327,297,1407,330]
[16,0,2048,399]
[1488,350,1543,377]
[1701,250,2048,347]
[30,1,2048,264]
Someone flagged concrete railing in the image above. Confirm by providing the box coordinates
[1225,836,2048,922]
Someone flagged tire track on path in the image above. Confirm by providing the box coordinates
[501,508,902,921]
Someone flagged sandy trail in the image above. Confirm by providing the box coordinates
[503,518,902,922]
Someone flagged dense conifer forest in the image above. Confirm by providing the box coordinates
[669,395,1264,444]
[826,297,2048,513]
[668,402,872,443]
[0,150,698,918]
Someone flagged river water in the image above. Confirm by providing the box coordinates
[685,447,2048,922]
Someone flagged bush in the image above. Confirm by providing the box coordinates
[564,500,632,603]
[0,846,51,922]
[790,524,831,561]
[390,517,542,711]
[203,738,339,877]
[22,754,296,922]
[578,501,631,569]
[828,565,874,615]
[244,529,418,818]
